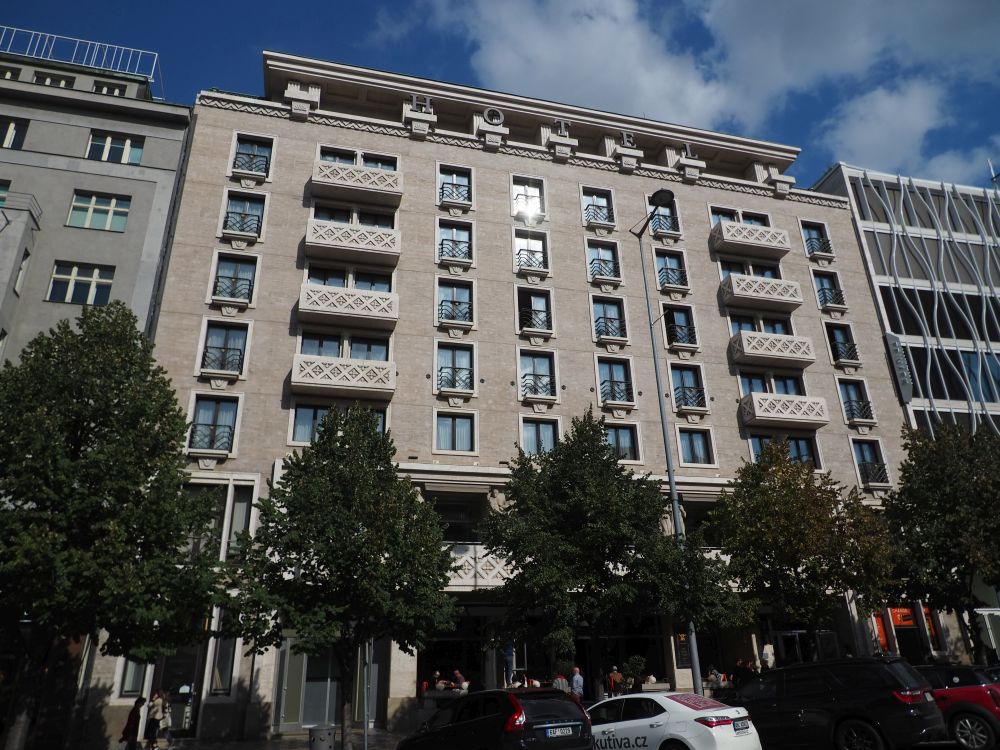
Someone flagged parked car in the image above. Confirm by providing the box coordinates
[724,657,945,749]
[396,688,592,750]
[588,691,760,750]
[915,664,1000,749]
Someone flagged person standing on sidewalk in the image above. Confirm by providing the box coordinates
[570,667,584,702]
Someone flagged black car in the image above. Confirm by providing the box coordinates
[724,657,945,749]
[397,688,592,750]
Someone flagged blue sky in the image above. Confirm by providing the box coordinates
[6,0,1000,188]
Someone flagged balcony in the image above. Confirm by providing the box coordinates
[309,160,402,206]
[231,152,269,183]
[589,258,621,286]
[666,324,698,354]
[844,399,876,425]
[188,424,234,455]
[650,213,681,239]
[513,193,545,221]
[438,300,473,331]
[805,236,836,262]
[518,308,553,335]
[305,219,400,265]
[817,287,848,314]
[584,203,615,228]
[438,239,472,268]
[516,250,549,279]
[710,222,790,259]
[200,346,244,380]
[831,341,861,367]
[297,284,398,330]
[674,386,707,414]
[439,182,472,209]
[221,211,261,243]
[447,544,514,591]
[729,331,816,368]
[601,379,634,406]
[290,354,395,399]
[659,266,689,293]
[438,367,474,394]
[721,274,803,312]
[740,393,830,428]
[858,461,890,487]
[212,275,254,308]
[521,373,557,403]
[595,316,628,346]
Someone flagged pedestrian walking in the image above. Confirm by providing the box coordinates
[145,690,164,748]
[608,665,623,696]
[570,666,584,700]
[119,696,145,750]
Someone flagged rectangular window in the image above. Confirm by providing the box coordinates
[350,336,389,361]
[671,365,706,409]
[740,372,768,395]
[839,379,874,421]
[307,266,347,287]
[773,375,803,395]
[512,176,544,218]
[787,437,818,466]
[315,205,352,223]
[520,351,555,398]
[587,240,620,280]
[202,323,248,374]
[439,165,472,204]
[13,249,29,295]
[437,413,475,452]
[119,659,147,697]
[762,316,790,335]
[87,131,144,165]
[663,305,696,347]
[853,440,888,484]
[522,419,557,454]
[358,209,394,229]
[802,222,832,256]
[679,429,714,464]
[320,147,396,171]
[0,180,8,207]
[209,610,238,695]
[813,271,845,307]
[650,196,680,235]
[227,486,253,554]
[437,344,474,391]
[46,262,114,306]
[93,81,126,96]
[437,280,473,323]
[319,147,356,164]
[301,333,341,358]
[827,324,859,362]
[517,288,552,331]
[606,425,638,460]
[656,250,687,288]
[68,192,130,231]
[354,270,392,292]
[710,207,738,226]
[0,329,7,363]
[593,298,626,338]
[515,230,548,271]
[598,358,633,403]
[1,118,27,150]
[582,187,614,225]
[233,136,273,176]
[214,256,257,301]
[224,194,264,236]
[362,153,397,170]
[293,404,330,443]
[711,207,768,226]
[190,397,238,452]
[0,66,19,80]
[438,220,473,262]
[34,72,74,88]
[749,434,772,461]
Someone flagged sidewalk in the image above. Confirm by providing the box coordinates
[183,729,405,750]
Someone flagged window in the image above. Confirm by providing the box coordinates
[520,351,555,398]
[731,314,792,336]
[521,418,557,454]
[213,255,257,301]
[663,305,696,347]
[119,660,147,697]
[1,118,27,150]
[598,358,633,403]
[46,262,114,305]
[587,240,620,281]
[656,250,687,288]
[190,396,238,452]
[0,180,7,207]
[606,425,638,460]
[436,412,475,452]
[826,324,860,363]
[438,220,472,263]
[350,336,389,361]
[517,288,553,332]
[86,131,144,165]
[582,187,614,225]
[787,437,818,466]
[720,259,779,279]
[438,280,473,324]
[0,66,19,80]
[514,230,548,272]
[813,272,846,308]
[802,222,833,256]
[593,298,626,339]
[749,434,772,461]
[773,375,803,395]
[679,429,714,465]
[223,193,265,236]
[233,135,273,176]
[671,365,706,409]
[0,329,7,363]
[853,440,888,484]
[437,344,474,391]
[202,323,248,374]
[839,379,874,421]
[34,72,73,88]
[650,196,680,235]
[301,332,341,357]
[93,80,125,96]
[512,176,544,218]
[439,165,472,204]
[314,203,394,229]
[354,270,392,292]
[589,699,624,726]
[621,698,665,720]
[210,610,238,695]
[293,404,330,443]
[13,249,29,295]
[710,206,768,226]
[308,266,347,288]
[68,192,130,231]
[320,146,397,171]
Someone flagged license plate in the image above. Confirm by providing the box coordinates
[734,719,750,733]
[546,727,573,737]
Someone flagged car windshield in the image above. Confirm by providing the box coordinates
[521,696,583,722]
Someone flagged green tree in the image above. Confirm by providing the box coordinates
[0,302,218,749]
[225,406,454,750]
[885,425,1000,662]
[711,441,893,638]
[482,408,742,689]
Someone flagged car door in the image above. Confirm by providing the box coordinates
[589,698,624,749]
[736,673,782,748]
[614,697,666,749]
[780,668,837,748]
[409,700,459,750]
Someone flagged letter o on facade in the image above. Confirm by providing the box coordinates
[483,107,505,126]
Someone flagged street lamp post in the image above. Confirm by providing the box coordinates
[630,188,704,695]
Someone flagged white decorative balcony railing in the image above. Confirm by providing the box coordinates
[290,354,395,399]
[305,219,401,265]
[729,331,816,368]
[297,284,399,329]
[710,222,790,259]
[721,274,803,311]
[740,393,830,428]
[447,544,515,591]
[310,161,403,205]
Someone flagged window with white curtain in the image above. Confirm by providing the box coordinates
[437,412,474,452]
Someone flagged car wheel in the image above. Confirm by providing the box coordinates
[835,719,885,750]
[952,713,996,750]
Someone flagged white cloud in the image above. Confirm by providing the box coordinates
[921,136,1000,188]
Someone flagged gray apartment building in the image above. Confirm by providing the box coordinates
[0,27,189,361]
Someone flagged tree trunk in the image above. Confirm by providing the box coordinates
[338,647,356,750]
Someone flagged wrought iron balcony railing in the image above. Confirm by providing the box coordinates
[805,237,835,257]
[831,341,860,362]
[584,203,614,224]
[223,211,262,236]
[521,373,556,398]
[659,267,688,288]
[601,379,633,403]
[189,424,234,452]
[516,250,549,271]
[513,193,544,216]
[817,288,847,307]
[666,324,698,347]
[674,386,707,409]
[595,316,627,338]
[858,461,889,485]
[232,152,270,174]
[213,275,253,301]
[438,299,473,323]
[439,239,472,261]
[650,214,680,235]
[519,308,552,330]
[201,346,244,373]
[589,257,621,279]
[440,182,472,203]
[438,367,474,391]
[844,399,874,421]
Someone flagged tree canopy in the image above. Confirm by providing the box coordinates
[711,440,893,629]
[225,406,454,750]
[0,301,218,660]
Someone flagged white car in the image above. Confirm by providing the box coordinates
[588,691,761,750]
